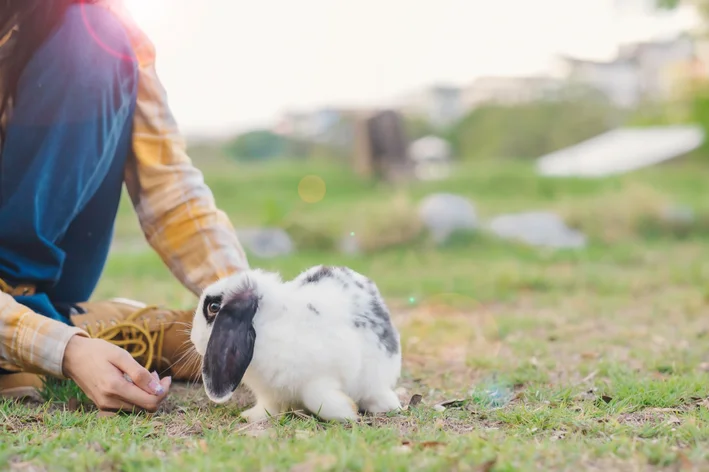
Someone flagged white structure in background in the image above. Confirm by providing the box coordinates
[273,108,356,151]
[397,85,464,128]
[274,110,337,141]
[619,35,695,98]
[551,34,696,108]
[408,135,452,181]
[536,124,705,177]
[552,55,640,107]
[462,76,563,109]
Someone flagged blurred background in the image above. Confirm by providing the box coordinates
[103,0,709,327]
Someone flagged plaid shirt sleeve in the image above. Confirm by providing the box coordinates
[0,1,249,378]
[112,0,249,295]
[0,292,89,378]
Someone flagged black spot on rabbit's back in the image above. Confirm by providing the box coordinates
[370,298,390,322]
[301,266,334,285]
[300,265,358,290]
[307,303,320,315]
[352,298,399,356]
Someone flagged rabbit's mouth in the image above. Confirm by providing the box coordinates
[202,293,258,403]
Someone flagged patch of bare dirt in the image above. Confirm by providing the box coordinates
[8,458,48,472]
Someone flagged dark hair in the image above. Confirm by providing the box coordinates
[0,0,99,140]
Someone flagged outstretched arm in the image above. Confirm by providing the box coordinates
[113,2,249,295]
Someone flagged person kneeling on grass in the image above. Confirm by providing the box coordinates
[0,1,249,411]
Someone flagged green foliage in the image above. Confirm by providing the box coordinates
[625,100,691,127]
[403,115,439,141]
[689,87,709,155]
[449,89,619,160]
[656,0,681,8]
[40,377,88,405]
[655,0,709,27]
[223,129,286,161]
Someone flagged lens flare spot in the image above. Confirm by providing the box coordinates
[298,175,327,203]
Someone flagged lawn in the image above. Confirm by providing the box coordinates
[3,154,709,471]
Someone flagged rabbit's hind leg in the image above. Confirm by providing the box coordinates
[301,378,359,423]
[359,389,402,414]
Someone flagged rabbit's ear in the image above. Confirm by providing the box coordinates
[202,293,258,403]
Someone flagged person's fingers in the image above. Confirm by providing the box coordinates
[93,391,139,413]
[96,363,161,411]
[111,380,167,412]
[110,349,164,396]
[110,369,172,412]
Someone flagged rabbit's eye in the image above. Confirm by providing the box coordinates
[208,302,220,316]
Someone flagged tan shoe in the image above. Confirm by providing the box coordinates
[0,373,44,401]
[69,298,202,382]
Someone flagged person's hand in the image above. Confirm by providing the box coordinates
[62,335,171,413]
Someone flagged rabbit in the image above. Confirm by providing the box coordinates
[189,264,403,423]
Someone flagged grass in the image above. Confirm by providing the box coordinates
[4,154,709,470]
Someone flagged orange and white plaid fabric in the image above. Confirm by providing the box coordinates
[0,1,249,378]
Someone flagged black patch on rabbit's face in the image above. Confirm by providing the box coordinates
[203,289,259,402]
[202,295,223,325]
[353,298,399,356]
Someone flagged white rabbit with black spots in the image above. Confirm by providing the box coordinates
[190,265,402,423]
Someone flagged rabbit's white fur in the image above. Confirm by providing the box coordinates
[190,265,402,423]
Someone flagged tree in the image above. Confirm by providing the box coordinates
[655,0,709,25]
[448,86,619,160]
[224,130,286,161]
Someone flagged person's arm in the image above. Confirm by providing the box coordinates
[0,291,87,377]
[111,4,249,295]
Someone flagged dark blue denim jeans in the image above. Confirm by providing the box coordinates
[0,5,138,326]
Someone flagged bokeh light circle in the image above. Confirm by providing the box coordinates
[298,175,327,203]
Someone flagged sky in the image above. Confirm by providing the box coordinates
[123,0,699,137]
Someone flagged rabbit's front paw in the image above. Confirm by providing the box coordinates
[240,400,280,423]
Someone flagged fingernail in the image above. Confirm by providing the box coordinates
[149,380,164,395]
[151,371,160,381]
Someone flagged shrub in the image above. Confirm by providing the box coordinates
[449,88,619,160]
[224,129,287,161]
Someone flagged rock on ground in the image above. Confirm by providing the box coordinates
[661,204,695,226]
[418,193,478,243]
[236,228,294,258]
[338,233,361,255]
[488,211,586,249]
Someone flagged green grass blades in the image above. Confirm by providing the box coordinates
[3,155,709,471]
